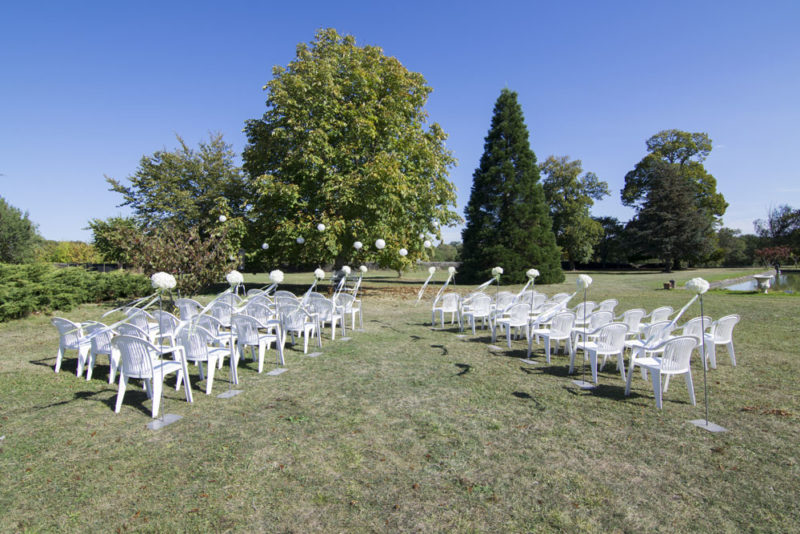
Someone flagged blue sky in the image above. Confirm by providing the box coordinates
[2,1,798,243]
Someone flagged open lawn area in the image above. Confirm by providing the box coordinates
[1,268,797,532]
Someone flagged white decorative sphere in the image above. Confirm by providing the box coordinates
[151,272,177,290]
[261,242,269,250]
[359,265,368,273]
[269,269,284,283]
[314,268,325,280]
[218,215,227,223]
[423,240,432,248]
[317,223,326,232]
[685,277,710,295]
[296,236,305,245]
[375,239,386,250]
[577,274,593,289]
[527,268,540,279]
[353,241,363,250]
[419,233,425,239]
[342,265,351,275]
[226,270,244,286]
[399,248,408,257]
[428,266,436,275]
[448,266,456,275]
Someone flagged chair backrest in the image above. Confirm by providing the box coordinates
[530,294,547,312]
[494,292,516,311]
[51,317,84,347]
[595,323,628,351]
[470,295,492,314]
[506,303,530,323]
[588,311,614,330]
[276,296,300,310]
[280,305,310,332]
[112,335,158,379]
[461,291,487,307]
[711,314,740,343]
[209,302,232,324]
[334,293,356,311]
[307,296,334,321]
[438,292,460,312]
[660,336,698,373]
[84,322,113,353]
[151,310,180,336]
[620,309,646,332]
[116,322,149,340]
[681,316,712,340]
[176,325,215,362]
[573,301,597,320]
[175,298,201,321]
[642,320,673,344]
[231,315,265,345]
[194,315,225,337]
[126,309,152,333]
[216,293,242,306]
[551,293,570,302]
[550,312,576,336]
[516,290,538,305]
[649,306,673,323]
[274,290,297,299]
[244,301,272,324]
[246,288,265,297]
[597,299,618,313]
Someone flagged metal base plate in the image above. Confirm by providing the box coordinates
[572,380,596,389]
[455,334,468,339]
[147,413,182,430]
[487,345,503,351]
[519,358,538,365]
[217,389,243,399]
[339,337,352,341]
[690,419,728,433]
[267,368,288,376]
[307,352,323,358]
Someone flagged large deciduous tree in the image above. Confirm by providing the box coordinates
[540,156,609,269]
[460,89,563,284]
[754,205,800,253]
[625,161,712,271]
[0,196,41,264]
[242,28,459,271]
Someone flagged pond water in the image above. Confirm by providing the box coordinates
[724,272,800,293]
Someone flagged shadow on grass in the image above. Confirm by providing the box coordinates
[431,344,449,356]
[454,363,471,376]
[511,391,546,411]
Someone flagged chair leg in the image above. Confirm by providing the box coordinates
[617,353,626,383]
[76,346,88,377]
[685,370,696,405]
[544,337,551,364]
[206,357,216,395]
[86,351,96,381]
[707,343,717,369]
[506,327,512,348]
[651,370,663,409]
[258,341,266,373]
[568,346,576,374]
[728,342,736,366]
[151,379,163,418]
[55,345,64,373]
[625,361,635,396]
[115,375,128,413]
[663,374,671,393]
[589,350,598,384]
[109,350,119,385]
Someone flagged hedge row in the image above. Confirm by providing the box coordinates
[0,263,151,322]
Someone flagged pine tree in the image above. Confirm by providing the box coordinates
[460,89,563,284]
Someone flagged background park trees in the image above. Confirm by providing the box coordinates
[459,89,563,284]
[242,28,459,271]
[0,196,41,264]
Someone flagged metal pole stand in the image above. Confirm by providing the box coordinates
[689,294,727,432]
[219,286,243,398]
[149,292,183,429]
[572,288,595,390]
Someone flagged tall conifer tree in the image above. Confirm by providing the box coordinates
[460,89,563,284]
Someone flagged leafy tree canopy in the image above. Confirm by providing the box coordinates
[460,89,563,284]
[622,129,727,220]
[242,28,459,271]
[754,205,800,252]
[0,196,41,264]
[540,156,609,269]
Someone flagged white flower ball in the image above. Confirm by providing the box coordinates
[151,272,176,290]
[576,274,593,289]
[353,241,363,250]
[419,233,425,239]
[491,266,504,277]
[423,240,432,248]
[375,239,386,250]
[314,268,325,280]
[317,223,326,232]
[359,265,368,273]
[218,215,227,223]
[399,248,408,257]
[686,277,710,295]
[448,266,456,275]
[261,242,269,250]
[226,270,244,286]
[269,269,284,283]
[342,265,351,275]
[296,236,305,245]
[527,268,540,279]
[428,266,436,275]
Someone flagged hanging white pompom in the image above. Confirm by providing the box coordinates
[353,241,363,250]
[261,242,269,250]
[375,239,386,250]
[317,223,326,232]
[399,248,408,257]
[218,215,227,223]
[296,236,305,245]
[423,240,432,248]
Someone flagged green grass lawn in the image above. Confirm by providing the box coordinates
[1,268,797,532]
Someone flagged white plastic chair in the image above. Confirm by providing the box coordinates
[175,298,202,321]
[461,295,492,334]
[570,310,613,351]
[175,325,232,394]
[597,299,618,314]
[492,303,531,347]
[616,309,646,341]
[231,315,285,373]
[124,309,159,343]
[215,292,242,306]
[640,306,673,333]
[273,290,297,299]
[570,323,629,383]
[703,314,740,368]
[334,293,363,331]
[51,317,91,376]
[572,301,597,328]
[625,335,698,410]
[529,311,575,362]
[307,296,345,340]
[432,293,460,327]
[111,334,193,418]
[151,310,181,346]
[279,304,321,354]
[83,322,119,383]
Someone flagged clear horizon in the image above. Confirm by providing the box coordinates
[2,1,798,244]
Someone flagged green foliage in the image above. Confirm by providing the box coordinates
[460,89,563,284]
[34,240,102,263]
[592,216,630,266]
[242,28,459,271]
[540,156,609,268]
[0,263,150,322]
[625,161,712,271]
[0,195,41,263]
[106,133,246,237]
[431,241,462,262]
[754,205,800,253]
[87,216,139,264]
[622,129,728,222]
[714,228,754,267]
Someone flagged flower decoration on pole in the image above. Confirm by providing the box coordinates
[342,265,351,275]
[685,277,722,431]
[375,239,386,250]
[491,266,504,280]
[151,272,177,292]
[317,223,326,232]
[448,266,456,275]
[399,248,408,257]
[686,277,710,295]
[353,241,363,250]
[574,274,594,389]
[226,270,244,287]
[359,265,368,273]
[576,274,593,290]
[269,269,284,284]
[314,268,325,280]
[527,268,540,280]
[417,266,437,304]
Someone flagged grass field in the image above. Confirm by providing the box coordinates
[1,267,797,532]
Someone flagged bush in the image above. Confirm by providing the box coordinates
[0,264,151,322]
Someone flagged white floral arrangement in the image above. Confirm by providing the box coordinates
[428,266,436,275]
[314,268,325,280]
[375,239,386,250]
[686,277,710,295]
[491,266,504,278]
[151,272,176,290]
[342,265,352,275]
[527,268,540,279]
[359,265,368,273]
[576,274,593,289]
[448,266,456,275]
[353,241,363,250]
[399,248,408,257]
[226,270,244,286]
[269,269,284,283]
[317,223,326,232]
